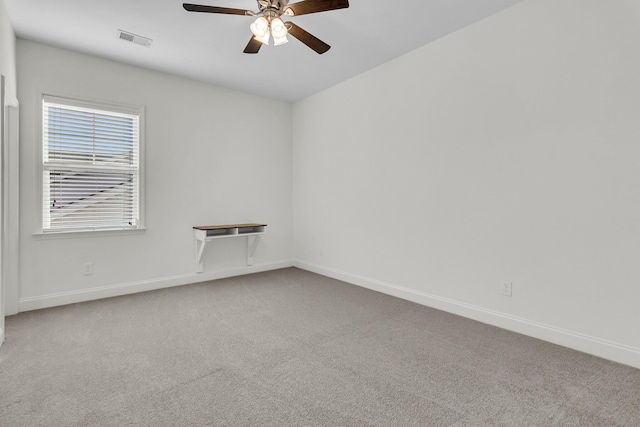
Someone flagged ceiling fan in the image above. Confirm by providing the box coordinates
[183,0,349,54]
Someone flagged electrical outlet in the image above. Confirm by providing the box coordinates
[83,262,93,275]
[502,282,512,297]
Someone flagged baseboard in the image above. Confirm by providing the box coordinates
[18,259,294,313]
[293,259,640,370]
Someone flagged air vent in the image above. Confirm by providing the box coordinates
[116,30,153,47]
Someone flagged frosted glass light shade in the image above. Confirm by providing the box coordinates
[270,17,287,38]
[250,17,270,44]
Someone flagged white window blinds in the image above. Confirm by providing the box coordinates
[42,96,142,232]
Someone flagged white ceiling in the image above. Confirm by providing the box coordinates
[5,0,522,103]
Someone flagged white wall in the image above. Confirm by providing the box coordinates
[16,40,293,312]
[293,0,640,368]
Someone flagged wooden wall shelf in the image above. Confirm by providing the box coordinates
[193,223,267,273]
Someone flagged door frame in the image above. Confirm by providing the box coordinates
[1,74,6,345]
[0,74,20,344]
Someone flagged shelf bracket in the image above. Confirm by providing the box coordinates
[247,235,262,266]
[195,237,206,273]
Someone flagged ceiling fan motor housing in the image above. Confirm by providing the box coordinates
[259,0,289,9]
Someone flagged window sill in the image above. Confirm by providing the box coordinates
[32,228,147,240]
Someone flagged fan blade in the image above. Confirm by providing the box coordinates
[284,0,349,16]
[243,36,263,54]
[183,3,250,16]
[285,22,330,54]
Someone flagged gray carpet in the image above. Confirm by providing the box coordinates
[0,268,638,426]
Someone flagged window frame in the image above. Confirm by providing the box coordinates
[36,93,146,236]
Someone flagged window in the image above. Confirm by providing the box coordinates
[42,95,144,233]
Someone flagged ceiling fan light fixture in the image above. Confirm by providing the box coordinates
[250,16,269,38]
[270,17,288,38]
